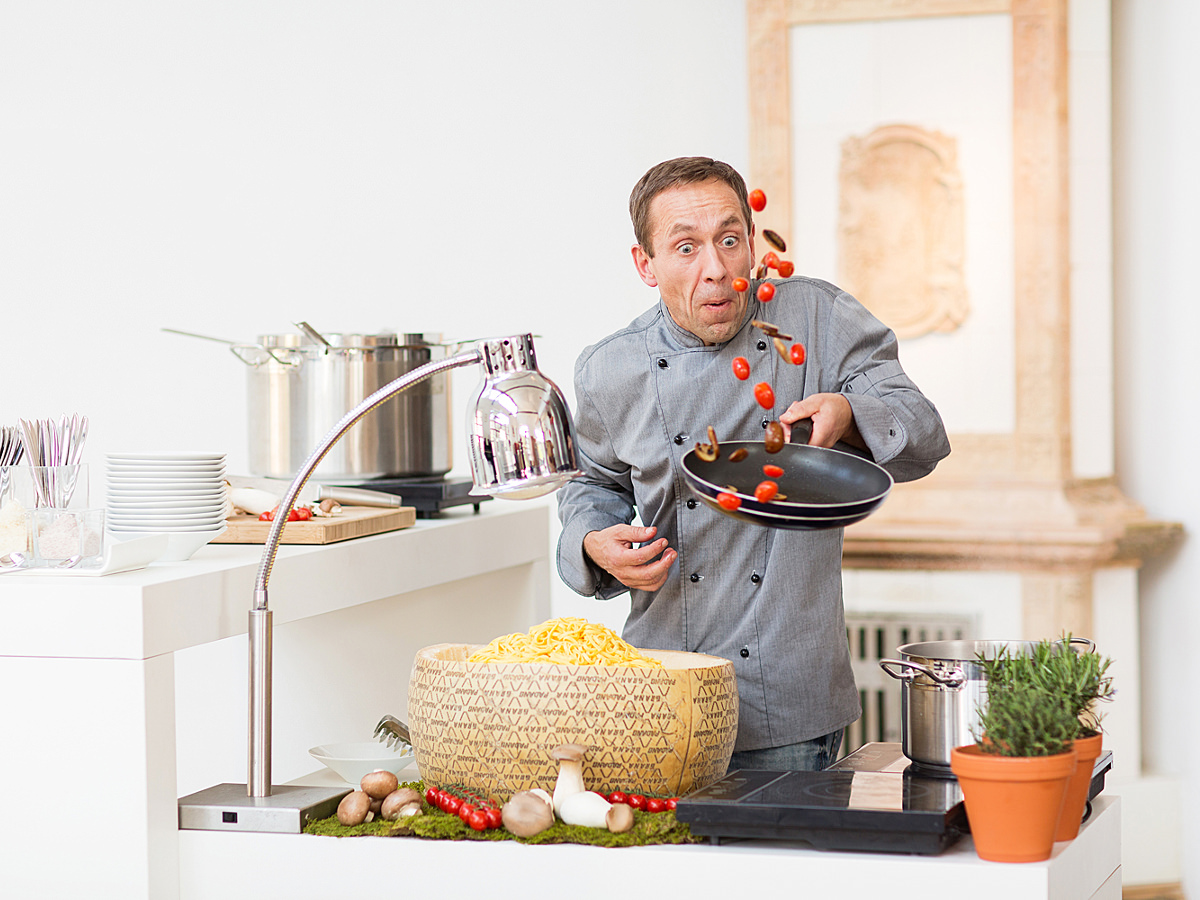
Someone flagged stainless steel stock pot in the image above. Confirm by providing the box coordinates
[237,331,452,481]
[879,637,1094,773]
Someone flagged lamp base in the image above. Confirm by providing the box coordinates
[178,783,351,833]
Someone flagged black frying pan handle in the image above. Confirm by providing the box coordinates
[787,417,874,461]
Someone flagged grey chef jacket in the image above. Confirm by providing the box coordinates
[556,276,950,751]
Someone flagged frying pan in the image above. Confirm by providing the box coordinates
[681,424,892,530]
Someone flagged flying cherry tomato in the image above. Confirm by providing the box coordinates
[716,492,742,511]
[732,276,749,293]
[763,464,784,478]
[748,189,767,212]
[778,260,795,278]
[754,382,775,409]
[761,251,780,270]
[790,343,806,365]
[732,356,750,380]
[756,282,776,302]
[754,480,779,503]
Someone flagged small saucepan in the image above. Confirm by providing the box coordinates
[680,424,892,530]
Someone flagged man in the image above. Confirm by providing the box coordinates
[556,157,950,771]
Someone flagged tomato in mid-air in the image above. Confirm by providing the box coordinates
[763,464,784,478]
[754,480,779,503]
[756,282,775,302]
[761,251,780,270]
[716,493,741,511]
[778,260,795,278]
[748,189,767,212]
[732,276,749,293]
[753,382,775,409]
[790,343,806,365]
[732,357,750,380]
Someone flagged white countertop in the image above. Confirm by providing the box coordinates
[0,502,551,660]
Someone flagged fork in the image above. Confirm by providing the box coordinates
[373,714,412,750]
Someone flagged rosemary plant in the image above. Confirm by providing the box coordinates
[974,642,1082,757]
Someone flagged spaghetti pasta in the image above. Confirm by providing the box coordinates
[466,617,663,667]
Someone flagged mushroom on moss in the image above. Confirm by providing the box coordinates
[550,743,588,815]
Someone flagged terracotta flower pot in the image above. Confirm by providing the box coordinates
[950,743,1077,862]
[1054,732,1102,841]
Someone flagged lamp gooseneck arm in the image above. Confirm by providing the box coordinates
[247,347,481,797]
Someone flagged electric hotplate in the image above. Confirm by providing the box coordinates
[332,475,488,518]
[674,742,1112,855]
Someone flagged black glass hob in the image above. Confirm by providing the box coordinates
[674,742,1112,855]
[332,475,488,518]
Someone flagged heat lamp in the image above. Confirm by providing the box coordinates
[178,334,580,832]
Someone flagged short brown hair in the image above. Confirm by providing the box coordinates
[629,157,752,256]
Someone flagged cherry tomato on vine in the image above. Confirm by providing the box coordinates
[732,276,749,293]
[459,802,477,822]
[748,189,767,212]
[666,798,679,810]
[443,795,462,815]
[778,260,795,278]
[732,357,751,381]
[756,282,776,302]
[762,251,780,270]
[754,382,775,409]
[763,464,784,478]
[467,809,490,831]
[484,806,503,829]
[608,791,629,805]
[717,493,742,511]
[258,510,272,521]
[790,343,806,365]
[646,797,667,813]
[755,480,779,503]
[628,794,648,810]
[425,786,439,805]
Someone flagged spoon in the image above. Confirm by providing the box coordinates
[0,551,28,570]
[55,554,83,569]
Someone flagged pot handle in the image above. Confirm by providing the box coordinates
[879,658,966,688]
[1054,636,1096,654]
[230,345,303,368]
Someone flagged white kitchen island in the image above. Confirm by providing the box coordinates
[0,501,1121,899]
[0,502,553,899]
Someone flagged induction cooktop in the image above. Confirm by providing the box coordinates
[673,742,1112,855]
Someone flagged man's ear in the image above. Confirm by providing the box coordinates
[631,243,658,288]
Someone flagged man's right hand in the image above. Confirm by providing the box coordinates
[583,524,676,592]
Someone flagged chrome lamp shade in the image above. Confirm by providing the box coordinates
[178,333,580,833]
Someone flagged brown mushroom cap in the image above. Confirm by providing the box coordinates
[550,743,587,762]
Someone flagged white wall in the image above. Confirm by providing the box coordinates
[0,0,748,633]
[1113,0,1200,894]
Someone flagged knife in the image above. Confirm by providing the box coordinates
[226,475,403,509]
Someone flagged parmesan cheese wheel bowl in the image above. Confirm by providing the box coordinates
[408,643,739,799]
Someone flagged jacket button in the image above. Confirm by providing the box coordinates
[760,418,769,429]
[740,648,750,658]
[658,358,669,368]
[757,340,767,351]
[689,573,701,583]
[750,573,761,584]
[686,499,697,509]
[673,434,685,445]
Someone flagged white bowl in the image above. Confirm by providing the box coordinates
[107,527,225,560]
[308,741,417,785]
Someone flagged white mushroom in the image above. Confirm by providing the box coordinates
[550,744,588,815]
[559,790,614,829]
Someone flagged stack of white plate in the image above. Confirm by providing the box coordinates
[105,452,228,561]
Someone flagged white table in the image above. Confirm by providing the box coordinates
[0,502,552,899]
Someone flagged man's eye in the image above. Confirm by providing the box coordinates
[678,243,694,255]
[721,236,739,248]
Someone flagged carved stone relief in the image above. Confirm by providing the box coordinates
[837,124,969,339]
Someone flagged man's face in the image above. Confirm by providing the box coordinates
[632,179,755,345]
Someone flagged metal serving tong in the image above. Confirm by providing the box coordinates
[373,715,412,750]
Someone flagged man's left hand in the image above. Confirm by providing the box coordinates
[779,393,866,449]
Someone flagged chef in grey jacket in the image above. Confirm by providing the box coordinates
[556,157,950,771]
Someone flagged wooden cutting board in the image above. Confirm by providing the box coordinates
[211,505,417,545]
